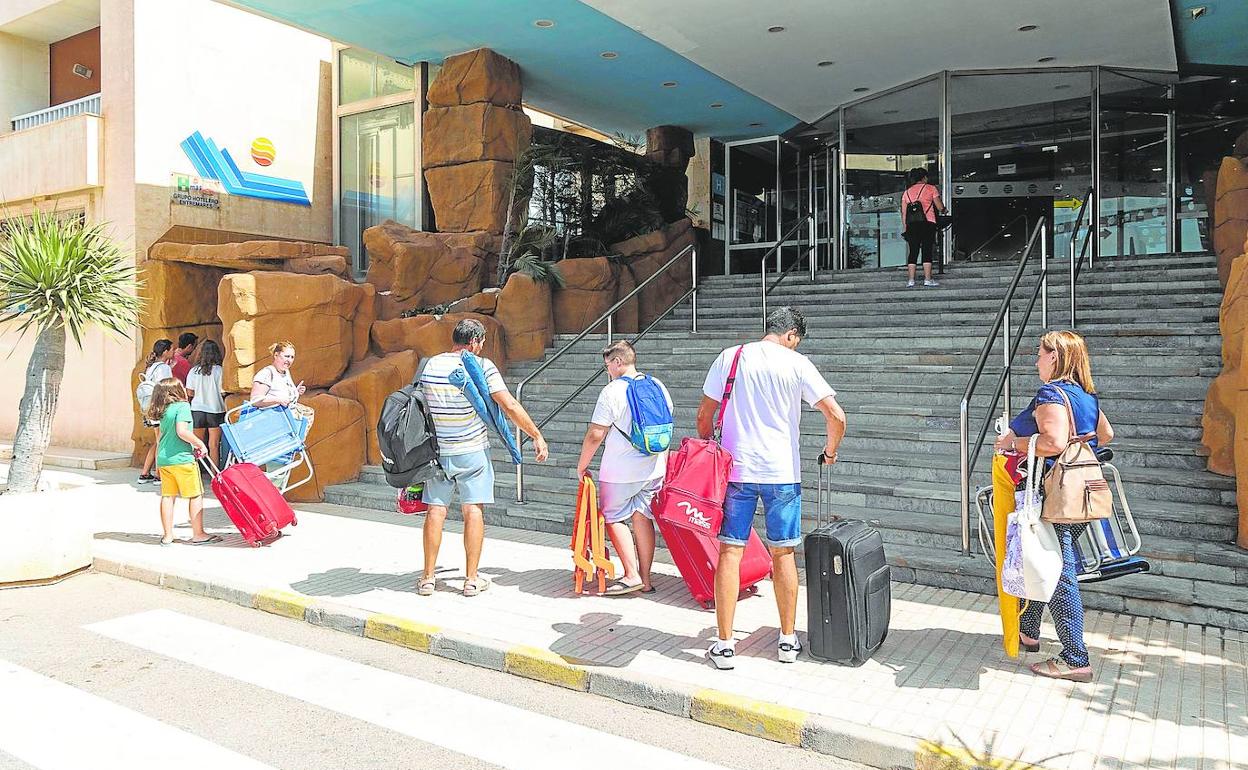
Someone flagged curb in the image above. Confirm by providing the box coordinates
[91,556,1038,770]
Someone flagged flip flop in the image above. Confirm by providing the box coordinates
[1031,657,1093,683]
[604,579,644,597]
[640,586,656,594]
[186,535,222,545]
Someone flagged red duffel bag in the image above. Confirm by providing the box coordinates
[653,346,743,535]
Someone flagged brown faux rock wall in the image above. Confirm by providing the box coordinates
[329,351,420,465]
[1215,155,1248,287]
[364,222,495,306]
[551,257,619,335]
[612,218,697,329]
[423,48,530,237]
[217,271,373,392]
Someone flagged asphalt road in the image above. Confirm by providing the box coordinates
[0,573,868,770]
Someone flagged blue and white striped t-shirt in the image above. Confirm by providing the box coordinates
[419,352,508,456]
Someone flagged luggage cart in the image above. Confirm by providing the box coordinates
[220,403,313,496]
[975,447,1149,584]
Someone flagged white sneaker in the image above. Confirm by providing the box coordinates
[706,643,736,670]
[906,280,915,288]
[924,279,940,287]
[778,640,802,663]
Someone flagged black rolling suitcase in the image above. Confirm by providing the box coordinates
[804,453,891,665]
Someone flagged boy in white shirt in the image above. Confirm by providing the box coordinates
[576,340,673,596]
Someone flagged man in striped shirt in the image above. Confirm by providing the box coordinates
[417,319,549,597]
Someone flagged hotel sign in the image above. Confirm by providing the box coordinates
[171,172,222,209]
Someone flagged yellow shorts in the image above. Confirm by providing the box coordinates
[159,463,203,499]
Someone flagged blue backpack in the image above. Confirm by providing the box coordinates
[617,374,673,455]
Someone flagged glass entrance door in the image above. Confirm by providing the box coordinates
[1099,71,1173,257]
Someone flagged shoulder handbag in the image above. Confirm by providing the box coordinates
[1002,435,1064,602]
[1042,387,1112,523]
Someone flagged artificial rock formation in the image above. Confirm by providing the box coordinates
[645,125,695,223]
[217,272,373,392]
[363,221,493,305]
[425,161,519,234]
[424,102,531,169]
[1214,156,1248,287]
[371,312,507,372]
[285,392,367,503]
[423,48,526,236]
[1203,238,1248,477]
[612,218,697,329]
[149,240,349,272]
[614,263,640,335]
[450,289,500,315]
[329,351,419,465]
[140,261,228,330]
[426,48,522,109]
[495,273,553,362]
[551,256,618,335]
[285,255,349,277]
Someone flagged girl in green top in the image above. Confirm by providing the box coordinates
[145,378,218,546]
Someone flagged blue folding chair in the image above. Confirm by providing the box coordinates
[974,448,1149,584]
[220,402,313,496]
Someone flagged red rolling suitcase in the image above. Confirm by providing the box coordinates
[200,457,297,546]
[657,515,771,608]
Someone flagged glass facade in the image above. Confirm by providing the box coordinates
[335,48,422,275]
[719,67,1248,276]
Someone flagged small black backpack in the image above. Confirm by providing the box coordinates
[904,184,930,227]
[376,382,441,488]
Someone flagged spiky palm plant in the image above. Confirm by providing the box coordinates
[0,212,141,493]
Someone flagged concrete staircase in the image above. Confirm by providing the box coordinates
[326,251,1248,630]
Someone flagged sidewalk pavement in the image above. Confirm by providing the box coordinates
[39,467,1247,770]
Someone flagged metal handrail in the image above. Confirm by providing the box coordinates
[957,218,1048,555]
[758,213,814,328]
[513,243,698,501]
[963,213,1030,263]
[527,285,699,438]
[1068,186,1096,326]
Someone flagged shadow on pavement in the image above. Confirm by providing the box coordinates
[548,612,714,668]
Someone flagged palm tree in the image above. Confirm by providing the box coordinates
[0,212,141,494]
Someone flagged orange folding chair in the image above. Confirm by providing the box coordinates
[571,474,615,595]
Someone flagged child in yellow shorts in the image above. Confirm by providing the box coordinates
[147,378,219,546]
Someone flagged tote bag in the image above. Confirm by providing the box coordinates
[1002,435,1064,602]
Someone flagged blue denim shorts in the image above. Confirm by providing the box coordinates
[422,450,495,506]
[718,481,803,548]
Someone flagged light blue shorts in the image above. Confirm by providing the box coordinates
[422,450,495,506]
[598,478,661,524]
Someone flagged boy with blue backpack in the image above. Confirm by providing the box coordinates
[576,340,674,596]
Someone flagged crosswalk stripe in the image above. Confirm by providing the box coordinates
[0,660,277,770]
[87,610,730,770]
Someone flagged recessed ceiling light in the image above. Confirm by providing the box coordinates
[1018,24,1038,32]
[817,60,835,67]
[600,51,618,59]
[767,25,785,33]
[1231,98,1238,103]
[661,81,678,88]
[1152,167,1163,172]
[1231,78,1239,84]
[748,122,764,127]
[1037,56,1055,63]
[853,87,870,93]
[709,102,724,109]
[533,19,555,28]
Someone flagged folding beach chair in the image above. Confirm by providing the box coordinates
[220,402,313,496]
[974,447,1149,584]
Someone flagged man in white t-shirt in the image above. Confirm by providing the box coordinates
[697,306,846,669]
[576,341,673,596]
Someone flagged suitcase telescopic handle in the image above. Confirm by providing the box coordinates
[815,452,836,528]
[197,452,221,479]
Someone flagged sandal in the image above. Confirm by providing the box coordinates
[1031,657,1093,683]
[1019,634,1041,653]
[417,578,436,596]
[187,535,222,546]
[604,579,644,597]
[463,576,491,597]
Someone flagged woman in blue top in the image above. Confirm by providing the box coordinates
[993,330,1115,682]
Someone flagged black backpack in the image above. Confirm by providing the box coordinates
[904,184,930,227]
[376,382,441,488]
